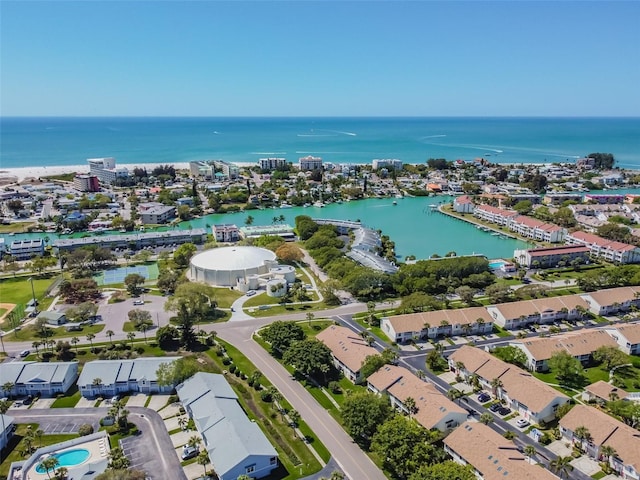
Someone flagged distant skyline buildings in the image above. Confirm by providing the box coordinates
[1,1,639,117]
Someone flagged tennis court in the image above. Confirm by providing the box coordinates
[95,264,159,286]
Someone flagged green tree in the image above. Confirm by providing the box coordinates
[172,243,197,268]
[156,268,181,294]
[261,321,305,357]
[86,332,96,351]
[105,330,115,345]
[283,339,333,380]
[593,345,627,371]
[156,357,200,387]
[408,461,476,480]
[492,346,528,369]
[196,451,210,477]
[39,457,60,480]
[455,286,477,305]
[360,354,388,380]
[165,282,218,348]
[548,350,587,388]
[124,273,146,296]
[128,309,153,336]
[524,445,537,464]
[480,412,493,425]
[340,392,392,448]
[550,455,574,479]
[65,301,98,323]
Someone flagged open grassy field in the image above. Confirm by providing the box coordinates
[211,287,243,308]
[0,276,55,328]
[0,222,36,234]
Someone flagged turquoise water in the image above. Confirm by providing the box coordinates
[36,449,90,472]
[1,117,639,168]
[488,260,508,269]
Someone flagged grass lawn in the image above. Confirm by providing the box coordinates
[351,317,392,344]
[0,222,35,234]
[0,424,78,478]
[0,276,56,328]
[211,287,243,308]
[51,385,81,408]
[245,301,328,319]
[244,291,320,309]
[492,325,512,338]
[7,323,105,342]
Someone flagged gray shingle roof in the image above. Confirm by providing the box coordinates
[0,361,77,385]
[77,358,180,387]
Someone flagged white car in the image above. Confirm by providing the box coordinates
[20,350,30,358]
[515,418,530,428]
[246,290,256,297]
[133,299,144,305]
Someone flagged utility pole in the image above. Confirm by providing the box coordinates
[29,277,38,314]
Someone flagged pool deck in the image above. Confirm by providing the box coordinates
[26,436,109,480]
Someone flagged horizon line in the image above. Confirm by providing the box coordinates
[2,115,639,119]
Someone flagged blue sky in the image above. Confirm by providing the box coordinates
[1,1,639,116]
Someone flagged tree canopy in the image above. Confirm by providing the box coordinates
[340,392,392,448]
[261,321,305,357]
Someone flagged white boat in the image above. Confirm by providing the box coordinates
[392,201,397,205]
[313,202,325,208]
[303,203,310,208]
[119,228,127,233]
[280,203,293,209]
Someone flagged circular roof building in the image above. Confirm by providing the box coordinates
[189,246,277,287]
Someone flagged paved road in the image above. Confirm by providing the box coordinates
[9,407,187,480]
[216,321,387,480]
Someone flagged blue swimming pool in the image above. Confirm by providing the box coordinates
[36,449,90,473]
[488,260,507,270]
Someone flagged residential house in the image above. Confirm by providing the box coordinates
[77,357,180,398]
[212,224,240,243]
[474,204,518,226]
[604,323,640,355]
[380,306,493,343]
[444,422,559,480]
[581,380,629,404]
[566,231,640,264]
[368,365,467,432]
[581,286,640,316]
[453,195,474,213]
[449,346,569,424]
[9,239,44,260]
[0,414,15,452]
[139,205,176,225]
[487,294,590,330]
[515,244,591,269]
[510,329,618,371]
[177,373,278,480]
[315,325,378,384]
[36,310,67,326]
[560,405,640,480]
[0,361,78,397]
[509,215,567,243]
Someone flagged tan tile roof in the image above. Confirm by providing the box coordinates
[369,365,466,430]
[609,322,640,344]
[493,295,589,320]
[584,381,628,401]
[584,286,640,307]
[515,330,617,361]
[316,325,378,373]
[450,345,495,373]
[445,422,559,480]
[385,307,493,332]
[560,405,640,470]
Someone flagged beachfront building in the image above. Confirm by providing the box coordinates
[9,239,44,260]
[238,224,295,241]
[444,422,559,480]
[77,357,180,398]
[486,294,590,330]
[508,215,567,243]
[372,158,403,170]
[177,373,279,480]
[449,346,569,424]
[316,325,378,384]
[0,414,15,452]
[190,161,214,179]
[53,228,207,253]
[0,361,78,397]
[138,202,176,224]
[509,329,618,372]
[453,195,474,213]
[580,286,640,316]
[560,405,640,480]
[87,157,129,185]
[298,155,323,171]
[368,365,467,432]
[514,244,591,268]
[380,306,493,343]
[582,380,629,404]
[73,174,100,192]
[213,160,240,179]
[603,323,640,355]
[212,224,240,242]
[474,204,518,226]
[565,231,640,264]
[258,157,288,171]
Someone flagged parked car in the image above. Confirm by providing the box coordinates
[181,446,198,460]
[489,403,502,412]
[133,299,144,306]
[23,395,34,405]
[477,392,490,402]
[498,406,511,416]
[19,350,30,358]
[516,418,530,428]
[246,290,256,297]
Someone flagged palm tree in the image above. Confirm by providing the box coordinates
[92,378,103,397]
[415,369,426,381]
[288,410,300,437]
[573,425,592,450]
[306,312,315,327]
[106,330,115,345]
[196,451,210,477]
[127,331,136,348]
[178,416,188,431]
[35,428,44,447]
[54,466,68,480]
[32,341,41,358]
[2,382,14,400]
[188,435,201,449]
[524,445,536,464]
[86,333,95,351]
[479,412,493,425]
[39,456,60,480]
[70,337,80,355]
[490,377,503,397]
[550,456,574,479]
[404,397,417,417]
[446,388,463,404]
[139,323,150,343]
[600,444,616,464]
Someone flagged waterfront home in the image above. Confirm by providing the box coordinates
[0,361,78,397]
[177,373,279,480]
[9,238,44,260]
[53,228,207,252]
[584,193,625,204]
[212,223,240,242]
[565,231,640,264]
[582,380,628,404]
[514,244,591,268]
[444,422,558,480]
[77,357,180,398]
[508,215,567,243]
[449,346,569,423]
[453,195,474,213]
[486,294,590,329]
[298,155,323,171]
[509,329,618,372]
[380,306,493,343]
[474,204,518,226]
[560,405,640,480]
[239,224,295,241]
[139,204,176,225]
[367,365,467,432]
[580,286,640,316]
[542,192,583,205]
[0,414,15,452]
[316,325,378,384]
[603,322,640,355]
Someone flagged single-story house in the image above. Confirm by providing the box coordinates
[36,310,67,326]
[177,373,278,480]
[560,405,640,480]
[316,325,378,384]
[582,380,629,404]
[0,361,78,397]
[604,323,640,355]
[77,357,180,398]
[380,306,494,343]
[368,365,467,432]
[444,421,559,480]
[449,346,569,424]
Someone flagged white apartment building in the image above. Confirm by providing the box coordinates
[258,158,288,170]
[298,155,323,171]
[87,157,129,185]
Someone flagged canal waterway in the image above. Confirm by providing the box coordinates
[7,196,534,261]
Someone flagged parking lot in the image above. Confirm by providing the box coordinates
[39,418,101,434]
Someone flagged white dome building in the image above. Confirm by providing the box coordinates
[189,246,277,287]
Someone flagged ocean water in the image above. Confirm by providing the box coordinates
[1,117,639,169]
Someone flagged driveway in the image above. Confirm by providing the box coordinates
[8,407,187,480]
[95,295,172,342]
